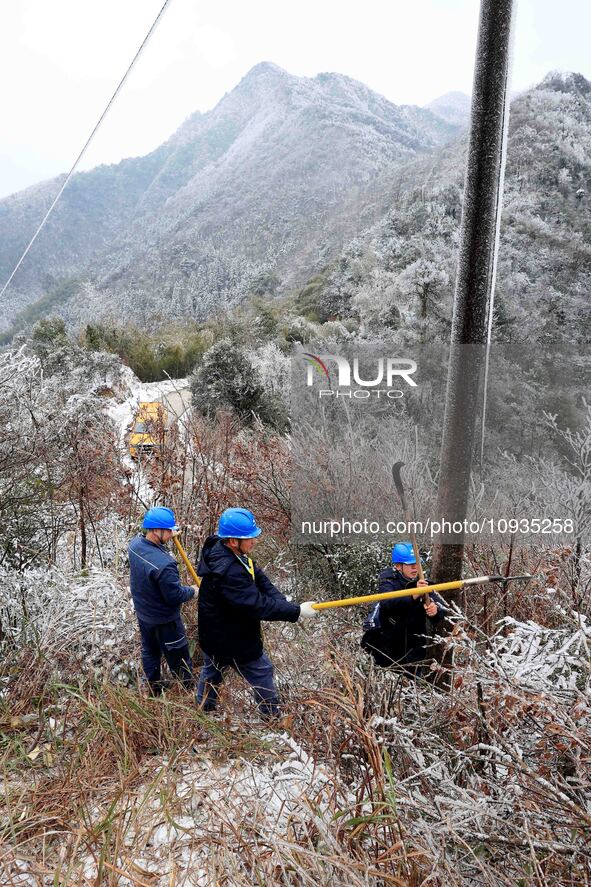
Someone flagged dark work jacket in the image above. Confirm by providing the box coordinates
[361,567,448,667]
[128,534,195,626]
[197,535,300,665]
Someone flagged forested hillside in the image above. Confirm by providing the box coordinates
[0,62,457,334]
[2,69,590,350]
[295,71,591,349]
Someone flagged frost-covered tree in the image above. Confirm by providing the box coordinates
[397,259,449,321]
[351,269,401,333]
[190,338,287,430]
[284,315,318,344]
[0,342,128,570]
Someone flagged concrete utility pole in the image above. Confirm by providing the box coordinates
[430,0,515,600]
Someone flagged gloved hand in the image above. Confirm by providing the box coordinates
[299,601,318,619]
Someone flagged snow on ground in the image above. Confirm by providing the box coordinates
[10,732,348,886]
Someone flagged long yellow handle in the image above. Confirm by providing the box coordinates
[311,579,466,610]
[172,535,201,587]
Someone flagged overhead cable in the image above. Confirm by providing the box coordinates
[0,0,174,300]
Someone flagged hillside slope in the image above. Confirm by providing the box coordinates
[0,62,457,331]
[302,71,591,349]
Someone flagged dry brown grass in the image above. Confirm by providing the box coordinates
[1,546,590,885]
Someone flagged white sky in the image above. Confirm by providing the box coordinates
[1,0,590,199]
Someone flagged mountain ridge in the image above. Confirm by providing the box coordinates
[1,65,589,337]
[0,62,460,332]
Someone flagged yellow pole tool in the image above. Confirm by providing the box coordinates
[311,574,532,611]
[172,533,201,588]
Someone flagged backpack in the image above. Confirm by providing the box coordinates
[360,603,399,668]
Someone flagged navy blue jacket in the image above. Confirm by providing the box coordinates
[362,567,448,666]
[197,535,300,665]
[128,534,195,626]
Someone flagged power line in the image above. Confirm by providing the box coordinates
[0,0,174,301]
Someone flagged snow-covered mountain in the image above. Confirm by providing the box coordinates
[0,62,458,333]
[426,90,471,126]
[297,71,591,350]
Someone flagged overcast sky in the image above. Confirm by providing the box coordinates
[1,0,590,199]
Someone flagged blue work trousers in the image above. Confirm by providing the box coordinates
[138,616,193,694]
[196,653,280,718]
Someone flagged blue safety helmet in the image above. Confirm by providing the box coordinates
[391,541,417,564]
[143,506,179,531]
[217,507,262,539]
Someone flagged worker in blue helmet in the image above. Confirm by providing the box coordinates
[195,507,319,719]
[128,507,198,695]
[361,542,448,674]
